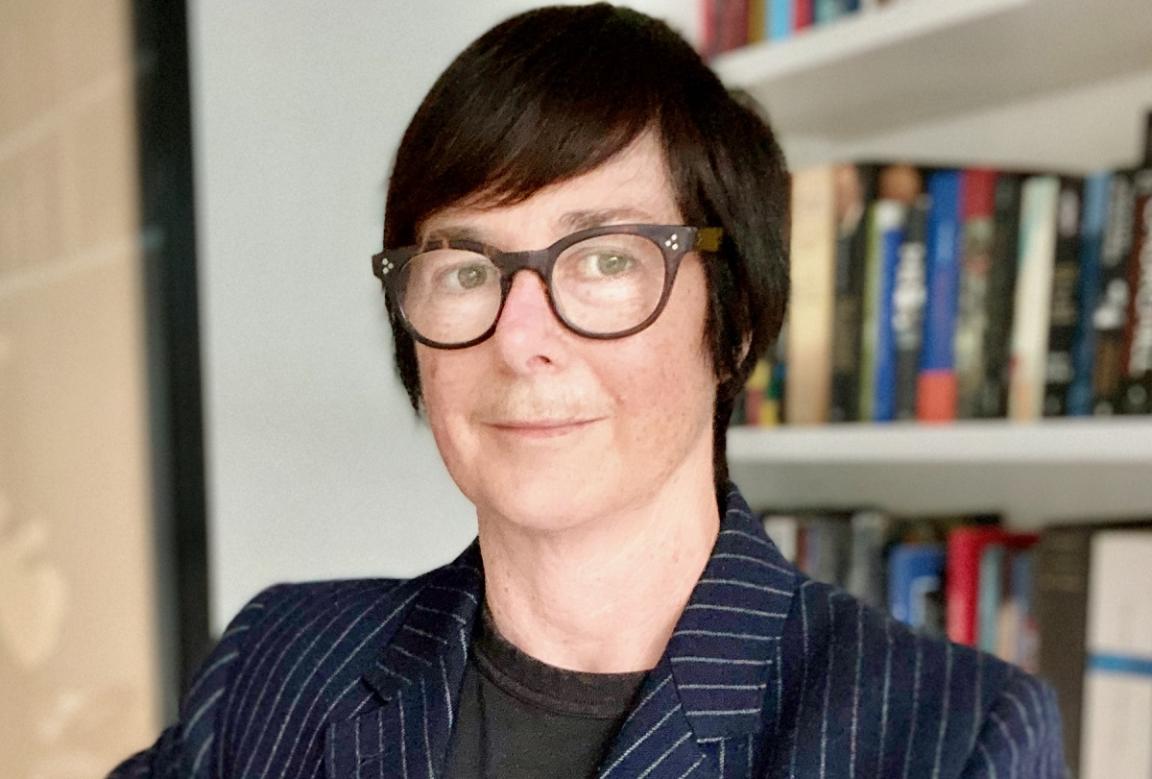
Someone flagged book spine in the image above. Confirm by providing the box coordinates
[1043,178,1084,416]
[1008,176,1060,421]
[946,527,997,645]
[787,166,838,425]
[978,174,1023,417]
[1034,528,1093,772]
[873,201,906,421]
[1092,172,1136,414]
[747,0,766,44]
[814,0,842,24]
[888,544,945,632]
[1080,531,1152,778]
[770,0,794,40]
[917,170,963,422]
[978,544,1005,654]
[955,169,998,418]
[795,0,814,30]
[1068,173,1112,416]
[725,0,751,51]
[1119,169,1152,414]
[893,195,929,420]
[829,164,877,422]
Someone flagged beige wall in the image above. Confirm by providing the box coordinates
[0,0,162,776]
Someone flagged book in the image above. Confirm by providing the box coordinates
[787,165,839,425]
[795,0,814,30]
[747,0,766,43]
[1080,530,1152,778]
[830,164,881,422]
[1034,520,1152,773]
[892,194,929,420]
[1008,176,1060,421]
[888,543,945,635]
[1042,177,1083,416]
[1067,172,1112,416]
[955,169,998,418]
[918,170,963,422]
[978,174,1023,417]
[798,514,853,587]
[1118,168,1152,414]
[859,200,906,421]
[770,0,793,40]
[1092,172,1136,414]
[845,510,892,609]
[977,543,1005,655]
[945,526,1036,647]
[762,513,801,562]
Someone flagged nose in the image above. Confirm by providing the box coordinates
[490,270,566,371]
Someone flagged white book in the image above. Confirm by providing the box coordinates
[1080,531,1152,779]
[1008,176,1059,421]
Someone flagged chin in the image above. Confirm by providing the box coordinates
[470,467,623,534]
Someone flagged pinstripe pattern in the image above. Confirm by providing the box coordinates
[109,486,1066,777]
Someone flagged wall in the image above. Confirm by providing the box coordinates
[0,0,161,774]
[188,0,700,633]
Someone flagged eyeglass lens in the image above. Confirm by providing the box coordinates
[397,233,669,345]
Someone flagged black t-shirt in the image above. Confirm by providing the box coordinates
[443,606,649,778]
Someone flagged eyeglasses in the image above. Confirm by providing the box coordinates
[372,223,723,349]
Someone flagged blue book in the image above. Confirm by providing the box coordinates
[918,170,964,421]
[888,543,945,633]
[770,0,793,40]
[1068,172,1112,415]
[873,201,906,421]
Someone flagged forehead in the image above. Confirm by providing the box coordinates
[419,134,682,245]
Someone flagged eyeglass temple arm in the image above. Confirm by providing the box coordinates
[695,227,723,253]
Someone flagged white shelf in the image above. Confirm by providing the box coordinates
[712,0,1152,149]
[727,419,1152,527]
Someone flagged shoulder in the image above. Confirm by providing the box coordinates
[775,577,1064,778]
[107,575,424,777]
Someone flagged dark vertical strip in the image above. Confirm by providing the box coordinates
[130,0,212,720]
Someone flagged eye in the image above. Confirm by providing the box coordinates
[581,250,635,278]
[452,264,491,290]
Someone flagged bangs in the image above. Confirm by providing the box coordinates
[383,4,699,246]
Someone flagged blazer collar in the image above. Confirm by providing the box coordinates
[328,484,796,777]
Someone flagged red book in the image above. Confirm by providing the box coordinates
[795,0,814,30]
[946,527,1037,646]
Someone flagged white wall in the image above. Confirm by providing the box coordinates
[187,1,700,634]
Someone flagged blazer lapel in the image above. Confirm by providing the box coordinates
[324,485,797,779]
[597,486,798,778]
[325,544,483,779]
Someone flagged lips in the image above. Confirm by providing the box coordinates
[487,418,601,438]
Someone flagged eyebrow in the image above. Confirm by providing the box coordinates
[421,207,661,246]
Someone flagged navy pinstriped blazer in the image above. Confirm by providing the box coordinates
[111,486,1065,778]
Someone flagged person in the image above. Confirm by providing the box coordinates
[111,4,1064,777]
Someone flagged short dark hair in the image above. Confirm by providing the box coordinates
[380,3,789,487]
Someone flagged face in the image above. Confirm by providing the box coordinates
[415,134,718,530]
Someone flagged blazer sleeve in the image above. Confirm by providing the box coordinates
[106,585,285,778]
[959,669,1069,779]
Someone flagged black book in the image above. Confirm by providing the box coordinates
[893,194,929,420]
[829,164,881,422]
[1118,168,1152,414]
[978,174,1023,417]
[1042,177,1083,416]
[1091,172,1136,414]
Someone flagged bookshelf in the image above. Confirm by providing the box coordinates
[712,0,1152,528]
[728,419,1152,526]
[712,0,1152,171]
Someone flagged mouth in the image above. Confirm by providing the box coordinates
[486,418,602,439]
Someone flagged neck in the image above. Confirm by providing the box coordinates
[476,465,721,674]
